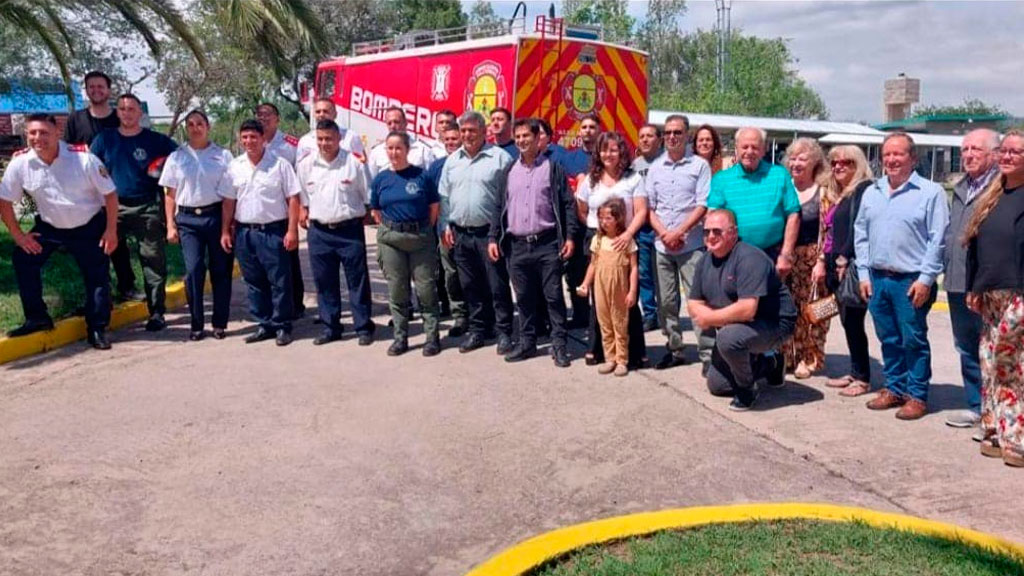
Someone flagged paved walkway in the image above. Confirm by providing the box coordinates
[1,232,1019,576]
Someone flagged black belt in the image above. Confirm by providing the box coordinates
[510,228,557,244]
[119,196,157,208]
[178,202,221,216]
[871,268,915,279]
[382,218,430,233]
[312,217,362,231]
[237,219,287,230]
[451,224,490,235]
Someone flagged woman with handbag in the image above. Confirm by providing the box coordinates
[782,138,831,379]
[812,145,874,396]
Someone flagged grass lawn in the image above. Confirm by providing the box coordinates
[0,220,186,333]
[534,520,1024,576]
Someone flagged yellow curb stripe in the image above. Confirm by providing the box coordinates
[933,300,949,312]
[465,503,1024,576]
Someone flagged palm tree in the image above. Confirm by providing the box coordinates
[0,0,205,104]
[219,0,329,79]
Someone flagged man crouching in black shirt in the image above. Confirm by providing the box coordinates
[687,209,797,411]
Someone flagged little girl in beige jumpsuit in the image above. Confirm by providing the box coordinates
[577,198,638,377]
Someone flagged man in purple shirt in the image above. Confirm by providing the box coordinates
[489,118,579,367]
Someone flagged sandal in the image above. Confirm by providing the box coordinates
[794,362,813,379]
[981,437,1002,458]
[826,375,854,388]
[1003,449,1024,468]
[838,380,871,397]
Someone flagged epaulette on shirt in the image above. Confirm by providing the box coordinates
[67,143,89,153]
[284,134,299,147]
[12,147,30,157]
[351,150,366,164]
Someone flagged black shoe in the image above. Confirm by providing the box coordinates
[87,329,111,350]
[496,334,516,355]
[553,346,571,368]
[313,329,342,346]
[655,351,688,370]
[189,330,205,341]
[504,344,537,363]
[244,328,273,344]
[117,289,146,302]
[7,318,55,337]
[357,332,374,346]
[701,362,710,378]
[643,317,659,332]
[212,328,227,340]
[387,339,408,356]
[447,322,467,338]
[275,329,292,346]
[585,355,601,366]
[459,332,486,353]
[422,338,441,357]
[292,305,306,320]
[145,314,166,332]
[766,354,786,388]
[729,386,760,412]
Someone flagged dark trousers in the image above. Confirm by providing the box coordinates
[509,235,568,348]
[707,318,796,395]
[307,220,374,335]
[13,212,111,331]
[583,228,647,367]
[176,210,233,331]
[565,224,589,324]
[636,225,658,323]
[289,247,305,312]
[826,256,870,383]
[111,201,166,315]
[948,292,983,413]
[452,228,513,337]
[235,222,293,332]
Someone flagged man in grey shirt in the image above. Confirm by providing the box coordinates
[647,114,712,371]
[439,111,515,354]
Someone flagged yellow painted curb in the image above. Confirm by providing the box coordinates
[465,503,1024,576]
[933,300,949,312]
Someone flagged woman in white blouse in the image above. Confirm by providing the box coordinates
[575,131,649,368]
[159,110,236,341]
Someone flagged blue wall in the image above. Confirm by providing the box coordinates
[0,80,84,114]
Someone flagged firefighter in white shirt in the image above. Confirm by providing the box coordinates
[367,105,435,180]
[296,98,365,166]
[425,108,457,159]
[222,119,301,346]
[0,113,120,349]
[256,101,305,316]
[296,119,376,346]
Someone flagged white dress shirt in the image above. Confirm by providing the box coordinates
[0,142,116,229]
[158,143,234,208]
[296,128,365,166]
[296,149,371,223]
[225,152,300,224]
[265,130,298,166]
[367,135,435,180]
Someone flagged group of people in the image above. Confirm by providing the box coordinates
[2,70,1023,468]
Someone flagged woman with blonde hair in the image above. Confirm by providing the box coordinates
[782,137,829,379]
[964,129,1024,467]
[812,145,874,396]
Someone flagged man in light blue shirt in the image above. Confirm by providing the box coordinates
[439,111,515,354]
[854,132,949,420]
[646,114,712,371]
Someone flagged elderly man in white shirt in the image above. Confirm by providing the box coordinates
[296,119,376,347]
[0,113,119,349]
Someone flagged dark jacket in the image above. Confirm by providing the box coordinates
[490,155,580,253]
[945,168,995,293]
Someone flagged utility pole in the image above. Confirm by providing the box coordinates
[715,0,732,92]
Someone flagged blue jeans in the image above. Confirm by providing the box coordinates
[868,271,936,402]
[948,292,982,413]
[636,225,658,323]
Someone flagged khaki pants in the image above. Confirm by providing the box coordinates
[377,225,439,341]
[656,249,710,364]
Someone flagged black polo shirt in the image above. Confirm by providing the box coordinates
[64,108,119,145]
[690,240,798,323]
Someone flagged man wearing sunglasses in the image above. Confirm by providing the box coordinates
[687,209,797,411]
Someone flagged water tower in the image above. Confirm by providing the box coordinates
[883,73,920,122]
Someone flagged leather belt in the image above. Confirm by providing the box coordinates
[178,202,221,216]
[451,223,490,235]
[312,217,362,231]
[236,219,286,230]
[510,229,557,244]
[382,218,430,233]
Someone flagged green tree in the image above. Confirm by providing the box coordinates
[393,0,466,32]
[563,0,635,44]
[652,29,827,119]
[636,0,687,96]
[914,98,1008,117]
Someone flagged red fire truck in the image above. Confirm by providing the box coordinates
[311,15,649,152]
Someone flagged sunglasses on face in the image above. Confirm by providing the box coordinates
[703,227,733,238]
[831,159,854,168]
[664,129,686,136]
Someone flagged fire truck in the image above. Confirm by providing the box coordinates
[311,14,649,152]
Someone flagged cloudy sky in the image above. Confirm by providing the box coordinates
[482,0,1024,123]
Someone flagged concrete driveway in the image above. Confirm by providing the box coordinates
[1,232,1019,576]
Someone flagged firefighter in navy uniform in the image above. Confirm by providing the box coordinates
[256,102,307,319]
[0,114,120,349]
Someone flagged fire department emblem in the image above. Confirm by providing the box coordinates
[430,65,450,101]
[465,60,507,116]
[561,71,606,118]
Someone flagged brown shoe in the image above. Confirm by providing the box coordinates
[866,389,905,411]
[1003,449,1024,468]
[895,398,927,420]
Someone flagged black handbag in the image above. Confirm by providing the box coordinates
[836,183,869,308]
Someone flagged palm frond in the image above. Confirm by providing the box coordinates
[133,0,207,67]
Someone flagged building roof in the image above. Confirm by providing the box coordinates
[819,133,964,148]
[0,80,82,114]
[873,113,1011,131]
[648,110,883,137]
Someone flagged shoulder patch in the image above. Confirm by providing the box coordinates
[351,151,366,164]
[283,134,299,147]
[12,147,30,157]
[67,143,89,153]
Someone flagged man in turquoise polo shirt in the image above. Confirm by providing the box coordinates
[707,127,800,279]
